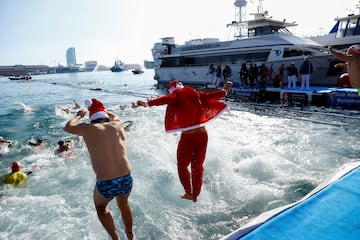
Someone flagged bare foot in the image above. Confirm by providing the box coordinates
[126,231,135,240]
[180,193,193,201]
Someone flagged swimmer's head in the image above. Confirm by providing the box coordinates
[347,44,360,56]
[57,140,64,147]
[37,138,43,144]
[12,161,20,173]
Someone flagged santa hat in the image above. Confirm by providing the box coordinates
[84,98,109,122]
[12,161,20,173]
[168,80,184,93]
[347,44,360,56]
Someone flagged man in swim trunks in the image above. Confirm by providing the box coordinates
[64,98,135,240]
[134,80,233,203]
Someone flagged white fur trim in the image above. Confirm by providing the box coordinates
[90,111,109,121]
[168,87,177,93]
[168,83,184,93]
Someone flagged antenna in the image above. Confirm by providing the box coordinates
[227,0,248,39]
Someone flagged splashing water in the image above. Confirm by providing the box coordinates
[0,71,359,239]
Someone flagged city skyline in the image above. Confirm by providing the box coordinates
[0,0,358,67]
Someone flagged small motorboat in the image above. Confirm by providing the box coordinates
[9,75,32,81]
[132,68,144,74]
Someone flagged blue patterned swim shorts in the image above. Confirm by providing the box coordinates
[96,174,133,198]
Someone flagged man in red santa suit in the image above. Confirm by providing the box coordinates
[135,80,233,202]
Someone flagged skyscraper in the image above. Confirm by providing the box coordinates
[66,47,77,66]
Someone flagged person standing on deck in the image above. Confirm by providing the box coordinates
[208,63,216,85]
[299,56,313,90]
[286,63,298,88]
[215,62,223,86]
[64,98,135,240]
[133,80,233,203]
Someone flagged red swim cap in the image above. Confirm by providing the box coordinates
[12,161,20,172]
[346,44,360,56]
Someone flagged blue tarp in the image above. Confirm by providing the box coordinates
[237,167,360,240]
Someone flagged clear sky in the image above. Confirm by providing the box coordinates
[0,0,358,67]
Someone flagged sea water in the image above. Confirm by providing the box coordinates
[0,70,359,240]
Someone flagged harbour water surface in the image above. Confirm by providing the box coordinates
[0,70,359,239]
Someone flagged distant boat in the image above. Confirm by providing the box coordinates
[132,68,144,74]
[311,5,360,51]
[9,75,31,81]
[110,60,124,72]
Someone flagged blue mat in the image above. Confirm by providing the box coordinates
[238,167,360,240]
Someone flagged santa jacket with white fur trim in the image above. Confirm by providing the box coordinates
[146,86,229,133]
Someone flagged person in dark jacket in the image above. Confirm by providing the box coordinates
[299,56,313,90]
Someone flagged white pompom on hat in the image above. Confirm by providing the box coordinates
[84,98,109,122]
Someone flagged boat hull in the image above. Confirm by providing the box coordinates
[152,35,339,88]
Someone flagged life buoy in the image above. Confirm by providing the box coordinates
[337,73,351,87]
[282,92,292,101]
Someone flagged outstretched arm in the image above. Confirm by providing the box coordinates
[134,94,177,108]
[329,47,352,62]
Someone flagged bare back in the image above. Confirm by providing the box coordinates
[82,121,131,180]
[65,115,131,180]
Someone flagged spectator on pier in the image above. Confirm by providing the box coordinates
[208,64,216,85]
[278,63,285,78]
[222,65,232,83]
[249,63,258,88]
[299,56,313,90]
[215,63,222,86]
[239,63,249,87]
[286,63,298,88]
[259,63,269,87]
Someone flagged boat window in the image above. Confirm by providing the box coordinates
[345,17,360,36]
[160,51,270,67]
[160,57,184,67]
[336,20,349,38]
[355,18,360,35]
[283,48,312,58]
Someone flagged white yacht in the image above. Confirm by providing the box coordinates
[151,0,338,87]
[311,4,360,51]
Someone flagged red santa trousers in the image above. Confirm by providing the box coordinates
[177,129,208,199]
